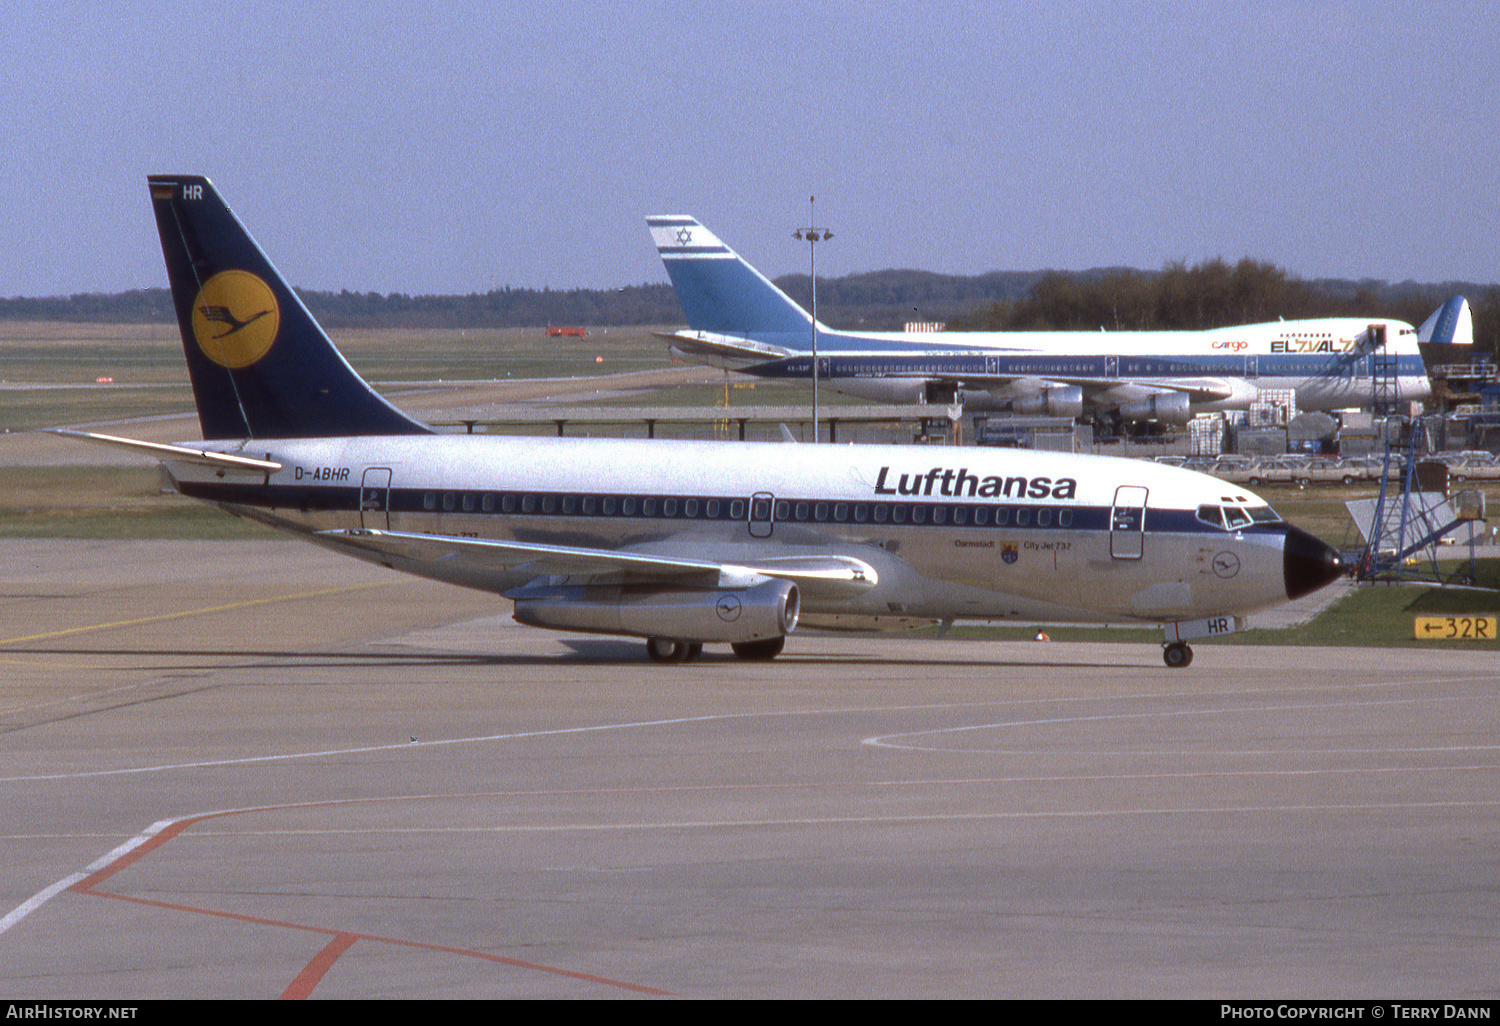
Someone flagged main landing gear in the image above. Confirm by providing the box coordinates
[644,636,787,663]
[1162,642,1193,668]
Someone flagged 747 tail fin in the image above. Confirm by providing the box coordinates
[148,175,430,439]
[1417,295,1473,346]
[647,215,818,352]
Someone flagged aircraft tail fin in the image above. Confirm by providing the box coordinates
[647,215,817,347]
[148,175,431,439]
[1417,295,1473,346]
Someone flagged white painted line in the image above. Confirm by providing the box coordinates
[0,817,180,937]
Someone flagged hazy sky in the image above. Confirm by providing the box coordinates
[5,1,1496,297]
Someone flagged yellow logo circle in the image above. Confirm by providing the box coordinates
[190,270,280,369]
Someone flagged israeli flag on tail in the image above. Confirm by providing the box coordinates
[647,215,816,346]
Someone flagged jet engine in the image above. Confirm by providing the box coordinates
[512,578,800,644]
[1012,386,1084,419]
[1118,392,1192,425]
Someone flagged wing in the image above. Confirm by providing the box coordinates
[954,373,1238,405]
[315,528,878,601]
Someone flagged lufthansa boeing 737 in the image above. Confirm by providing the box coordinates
[57,177,1345,667]
[648,216,1442,424]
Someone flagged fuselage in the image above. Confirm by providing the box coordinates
[675,317,1431,414]
[167,433,1335,627]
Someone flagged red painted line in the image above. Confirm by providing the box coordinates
[85,888,672,996]
[282,933,358,1000]
[68,803,674,998]
[71,815,209,892]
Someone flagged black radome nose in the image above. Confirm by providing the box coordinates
[1283,525,1345,600]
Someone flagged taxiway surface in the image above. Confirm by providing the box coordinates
[1,539,1496,998]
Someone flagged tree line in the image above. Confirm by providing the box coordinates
[945,258,1500,354]
[3,260,1495,355]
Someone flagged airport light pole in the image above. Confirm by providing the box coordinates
[793,196,832,442]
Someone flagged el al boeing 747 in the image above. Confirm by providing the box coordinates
[57,177,1344,667]
[648,216,1445,424]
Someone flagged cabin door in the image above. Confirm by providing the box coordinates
[748,492,775,538]
[360,467,392,530]
[1110,485,1147,560]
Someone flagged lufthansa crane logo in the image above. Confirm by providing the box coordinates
[190,270,279,369]
[715,594,743,622]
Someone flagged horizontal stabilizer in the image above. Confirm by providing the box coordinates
[48,429,282,471]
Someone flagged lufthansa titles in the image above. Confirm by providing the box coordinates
[874,466,1077,500]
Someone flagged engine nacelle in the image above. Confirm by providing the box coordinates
[512,578,800,644]
[1012,385,1084,419]
[831,377,931,405]
[1118,391,1192,425]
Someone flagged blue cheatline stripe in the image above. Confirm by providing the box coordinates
[659,246,733,257]
[175,481,1270,540]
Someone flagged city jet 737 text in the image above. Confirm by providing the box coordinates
[648,216,1449,424]
[56,176,1345,667]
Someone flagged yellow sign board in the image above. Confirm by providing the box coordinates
[1413,615,1499,641]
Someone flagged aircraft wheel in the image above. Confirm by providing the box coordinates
[1163,642,1193,669]
[646,637,696,663]
[731,636,786,661]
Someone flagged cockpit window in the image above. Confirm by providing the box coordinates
[1198,502,1283,530]
[1223,506,1252,529]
